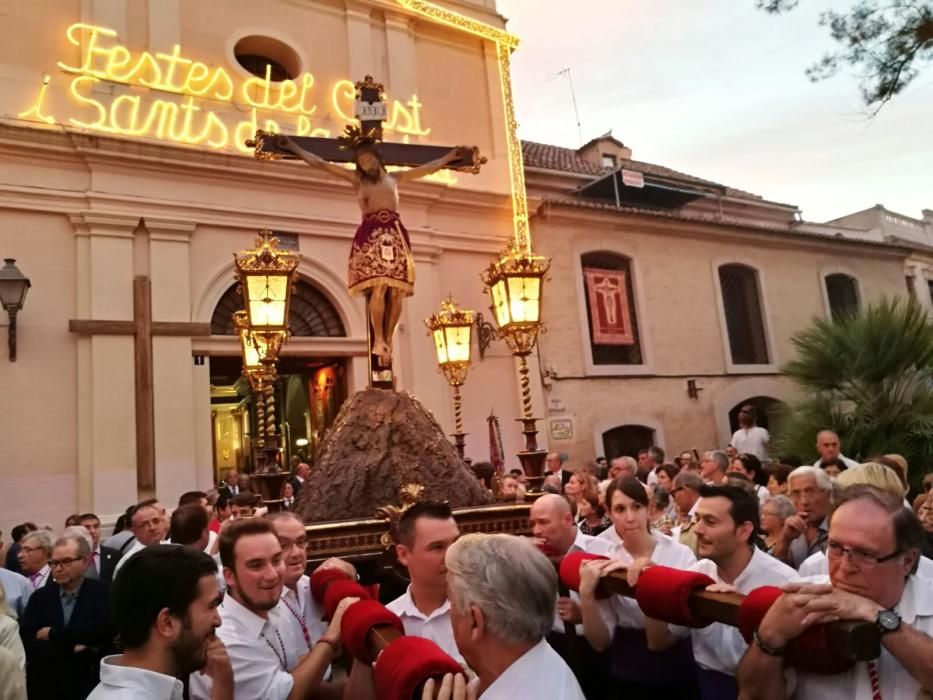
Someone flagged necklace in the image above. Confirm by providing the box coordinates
[261,625,289,671]
[281,593,312,649]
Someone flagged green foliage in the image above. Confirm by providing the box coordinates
[774,298,933,484]
[757,0,933,113]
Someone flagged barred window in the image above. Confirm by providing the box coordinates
[825,273,860,321]
[718,263,769,365]
[581,252,643,365]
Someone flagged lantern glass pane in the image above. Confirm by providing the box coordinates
[246,274,288,328]
[445,325,472,363]
[507,276,541,323]
[433,329,448,364]
[239,329,262,368]
[491,279,510,327]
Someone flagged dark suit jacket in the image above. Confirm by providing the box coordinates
[288,475,304,498]
[20,577,114,700]
[85,546,119,585]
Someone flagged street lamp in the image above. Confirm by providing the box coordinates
[425,296,475,460]
[233,231,298,479]
[481,242,550,483]
[0,259,31,362]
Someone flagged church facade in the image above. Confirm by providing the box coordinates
[0,0,533,531]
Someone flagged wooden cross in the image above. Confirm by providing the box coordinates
[69,276,210,490]
[247,76,485,390]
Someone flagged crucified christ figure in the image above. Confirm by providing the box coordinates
[277,134,469,367]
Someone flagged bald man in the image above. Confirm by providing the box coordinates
[529,494,614,698]
[812,430,859,471]
[545,453,573,489]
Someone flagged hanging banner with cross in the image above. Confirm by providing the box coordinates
[584,267,634,345]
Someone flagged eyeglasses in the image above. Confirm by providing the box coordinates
[20,545,45,554]
[49,556,85,568]
[670,487,684,496]
[826,541,901,568]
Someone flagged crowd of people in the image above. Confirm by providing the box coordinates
[0,411,932,699]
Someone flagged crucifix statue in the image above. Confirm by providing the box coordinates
[247,76,486,385]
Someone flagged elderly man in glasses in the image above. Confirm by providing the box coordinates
[20,533,114,700]
[737,485,933,699]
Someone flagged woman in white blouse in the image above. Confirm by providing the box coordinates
[579,476,700,698]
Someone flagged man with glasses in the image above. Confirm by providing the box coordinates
[112,499,169,579]
[17,530,53,590]
[20,533,114,699]
[269,513,357,670]
[737,485,933,698]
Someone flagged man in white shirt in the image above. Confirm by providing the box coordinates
[269,511,357,670]
[637,484,797,698]
[444,533,584,699]
[87,545,233,700]
[737,485,933,699]
[189,518,372,700]
[730,405,770,461]
[529,494,615,698]
[812,430,860,471]
[113,499,170,579]
[0,566,32,620]
[770,466,833,568]
[386,502,461,661]
[16,531,53,590]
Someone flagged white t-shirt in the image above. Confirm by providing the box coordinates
[88,656,184,700]
[189,594,297,700]
[731,427,770,461]
[671,548,797,676]
[386,587,461,662]
[598,534,697,631]
[788,574,933,699]
[472,639,584,699]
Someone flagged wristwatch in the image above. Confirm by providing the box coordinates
[875,609,901,636]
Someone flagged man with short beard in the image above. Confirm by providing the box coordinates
[189,518,370,700]
[87,545,232,699]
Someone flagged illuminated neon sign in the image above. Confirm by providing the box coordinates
[20,23,434,156]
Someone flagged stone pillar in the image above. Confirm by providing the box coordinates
[72,213,139,517]
[910,262,933,309]
[384,13,418,101]
[345,0,375,80]
[146,218,201,504]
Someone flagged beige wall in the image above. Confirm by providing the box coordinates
[0,0,527,536]
[533,205,910,465]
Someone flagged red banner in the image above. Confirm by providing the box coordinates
[584,267,635,345]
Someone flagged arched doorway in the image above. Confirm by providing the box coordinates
[602,425,655,460]
[208,279,349,478]
[728,396,786,437]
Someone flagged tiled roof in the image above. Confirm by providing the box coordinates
[541,197,908,251]
[521,140,763,201]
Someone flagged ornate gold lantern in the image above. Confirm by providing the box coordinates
[425,297,475,459]
[481,242,551,482]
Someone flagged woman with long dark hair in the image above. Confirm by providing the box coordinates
[579,477,699,698]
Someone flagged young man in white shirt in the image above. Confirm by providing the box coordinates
[738,485,933,698]
[633,484,797,699]
[444,533,584,699]
[189,518,372,700]
[87,545,233,700]
[386,502,461,661]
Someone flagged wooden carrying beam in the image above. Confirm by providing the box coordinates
[593,568,880,663]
